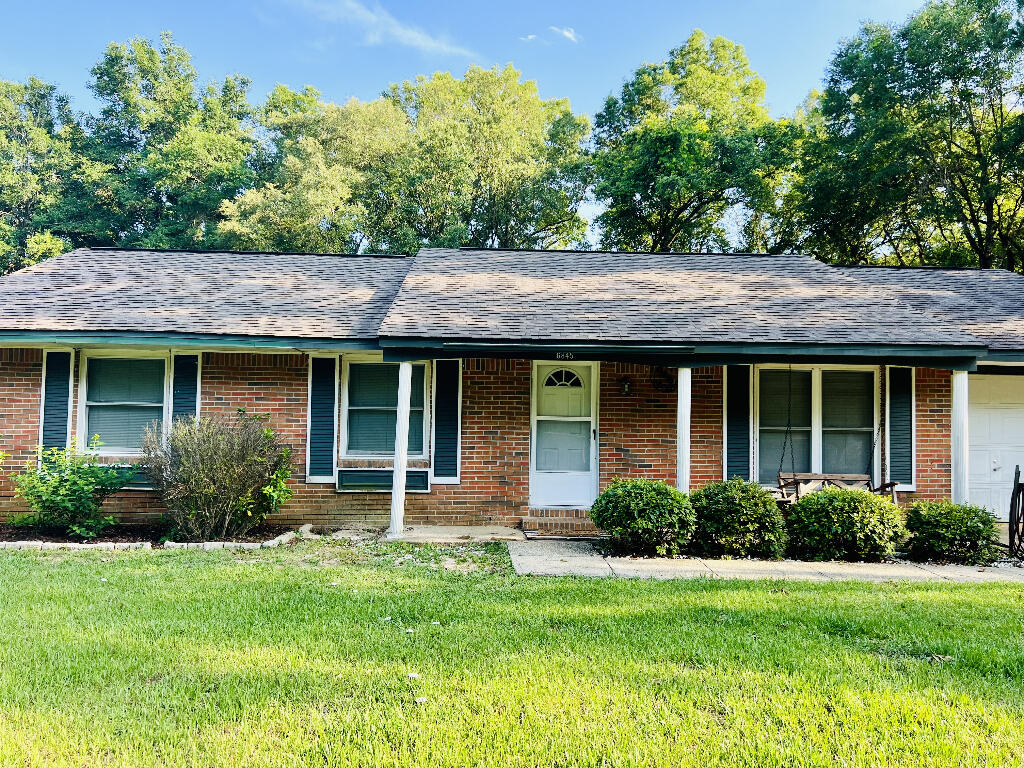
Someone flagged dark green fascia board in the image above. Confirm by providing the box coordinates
[978,350,1024,362]
[379,338,984,370]
[0,331,380,350]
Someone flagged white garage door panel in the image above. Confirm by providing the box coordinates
[968,374,1024,520]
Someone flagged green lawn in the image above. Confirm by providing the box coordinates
[0,540,1022,767]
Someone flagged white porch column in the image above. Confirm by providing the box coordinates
[388,361,413,539]
[677,367,691,492]
[951,369,970,504]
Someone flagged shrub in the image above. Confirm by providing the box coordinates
[589,478,695,556]
[689,477,788,559]
[141,409,293,541]
[786,488,908,562]
[11,438,132,539]
[905,501,1000,565]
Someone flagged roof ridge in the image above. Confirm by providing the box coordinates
[70,247,410,259]
[451,246,812,259]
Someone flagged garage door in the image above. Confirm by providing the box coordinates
[968,374,1024,521]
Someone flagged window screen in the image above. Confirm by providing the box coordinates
[346,363,424,454]
[821,371,874,475]
[758,369,811,483]
[85,358,165,452]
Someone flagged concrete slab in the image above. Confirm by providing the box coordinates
[508,540,613,577]
[606,557,713,579]
[504,540,1024,583]
[913,562,1024,583]
[400,525,526,544]
[811,561,937,582]
[703,560,832,581]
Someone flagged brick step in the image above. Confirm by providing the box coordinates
[521,510,600,537]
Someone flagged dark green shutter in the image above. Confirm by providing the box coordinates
[171,355,199,422]
[433,359,460,479]
[888,367,914,485]
[308,357,337,477]
[41,351,72,450]
[726,365,750,480]
[337,469,429,492]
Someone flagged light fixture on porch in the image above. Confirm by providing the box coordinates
[619,376,632,396]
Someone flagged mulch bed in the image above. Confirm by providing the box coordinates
[0,523,293,546]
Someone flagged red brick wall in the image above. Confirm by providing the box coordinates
[0,350,958,529]
[0,349,43,517]
[599,362,677,486]
[901,367,952,502]
[691,366,724,488]
[406,358,531,525]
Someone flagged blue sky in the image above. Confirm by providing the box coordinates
[1,0,924,119]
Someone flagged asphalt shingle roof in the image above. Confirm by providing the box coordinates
[0,248,410,341]
[378,248,983,348]
[841,266,1024,351]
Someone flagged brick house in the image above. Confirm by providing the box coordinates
[1,246,1022,535]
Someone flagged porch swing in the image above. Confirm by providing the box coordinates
[774,365,898,506]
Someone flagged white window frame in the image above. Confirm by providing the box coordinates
[339,353,430,461]
[429,359,462,484]
[76,349,172,458]
[885,366,917,492]
[752,364,881,485]
[306,353,341,483]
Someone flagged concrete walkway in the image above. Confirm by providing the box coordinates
[508,539,1024,583]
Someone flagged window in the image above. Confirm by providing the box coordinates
[84,357,166,454]
[757,367,876,484]
[821,371,874,475]
[345,363,425,455]
[758,369,811,483]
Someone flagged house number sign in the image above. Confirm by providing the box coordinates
[555,352,575,360]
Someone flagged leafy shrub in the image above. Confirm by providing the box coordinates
[589,478,695,556]
[11,438,132,539]
[141,409,293,541]
[689,477,787,559]
[786,488,908,562]
[906,501,1000,565]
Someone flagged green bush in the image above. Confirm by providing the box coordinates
[589,478,695,556]
[141,409,293,541]
[906,501,1000,565]
[786,488,908,562]
[689,477,787,559]
[11,438,133,539]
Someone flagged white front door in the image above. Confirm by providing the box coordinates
[530,362,599,507]
[968,374,1024,521]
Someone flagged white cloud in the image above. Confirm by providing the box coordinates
[519,34,537,42]
[289,0,478,58]
[548,26,580,43]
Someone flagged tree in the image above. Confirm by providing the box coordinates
[46,33,257,250]
[592,30,782,252]
[219,65,590,254]
[801,0,1024,269]
[0,78,77,274]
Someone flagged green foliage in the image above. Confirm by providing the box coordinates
[11,437,132,539]
[689,477,787,559]
[220,65,590,254]
[801,0,1024,269]
[592,30,795,253]
[786,488,908,562]
[141,409,293,541]
[905,501,1001,565]
[589,478,695,556]
[0,78,80,274]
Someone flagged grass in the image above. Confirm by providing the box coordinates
[0,539,1022,767]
